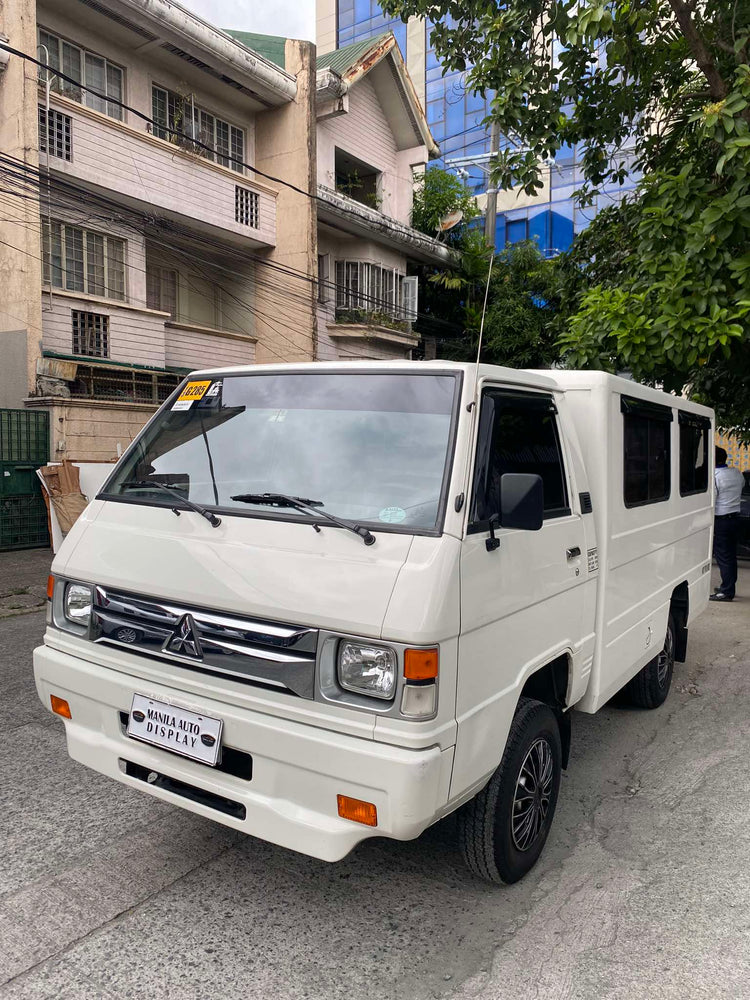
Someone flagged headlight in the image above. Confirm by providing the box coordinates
[338,641,397,700]
[64,582,93,626]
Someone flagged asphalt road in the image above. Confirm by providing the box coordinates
[1,558,749,1000]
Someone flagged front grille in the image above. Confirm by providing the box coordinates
[94,587,318,698]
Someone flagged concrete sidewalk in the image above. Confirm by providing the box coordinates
[0,548,53,618]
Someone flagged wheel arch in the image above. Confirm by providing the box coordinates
[519,653,572,769]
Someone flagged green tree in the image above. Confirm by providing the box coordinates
[427,237,562,367]
[411,166,479,240]
[383,0,750,432]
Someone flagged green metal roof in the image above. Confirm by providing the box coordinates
[225,30,287,69]
[316,33,392,77]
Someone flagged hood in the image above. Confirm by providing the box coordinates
[55,499,414,637]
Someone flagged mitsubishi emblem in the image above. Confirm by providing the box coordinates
[164,613,203,659]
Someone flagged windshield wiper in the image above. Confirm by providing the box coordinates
[123,480,221,528]
[230,492,375,546]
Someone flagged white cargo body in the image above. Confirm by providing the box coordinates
[34,362,714,883]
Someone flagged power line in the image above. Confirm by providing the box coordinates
[0,152,459,328]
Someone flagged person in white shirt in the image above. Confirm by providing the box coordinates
[711,446,745,602]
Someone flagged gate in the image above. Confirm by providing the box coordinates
[0,409,50,551]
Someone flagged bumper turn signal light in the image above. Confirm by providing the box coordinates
[337,794,377,827]
[50,695,72,719]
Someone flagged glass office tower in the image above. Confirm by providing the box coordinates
[331,2,637,254]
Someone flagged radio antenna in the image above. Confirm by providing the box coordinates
[475,248,495,383]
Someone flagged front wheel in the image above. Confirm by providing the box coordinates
[458,698,562,884]
[626,614,675,709]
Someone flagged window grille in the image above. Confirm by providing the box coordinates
[38,106,72,160]
[72,310,109,358]
[235,187,260,227]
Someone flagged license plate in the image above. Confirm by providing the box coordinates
[126,694,223,766]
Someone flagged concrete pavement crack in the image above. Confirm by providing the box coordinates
[0,833,244,994]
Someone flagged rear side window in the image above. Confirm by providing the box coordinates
[621,396,672,507]
[471,390,569,525]
[679,413,710,496]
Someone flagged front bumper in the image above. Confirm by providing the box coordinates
[34,643,454,862]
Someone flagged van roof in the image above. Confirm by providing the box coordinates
[183,362,713,417]
[186,359,558,390]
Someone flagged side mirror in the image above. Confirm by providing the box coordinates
[500,473,544,531]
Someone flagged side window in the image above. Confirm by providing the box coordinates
[679,414,710,496]
[621,396,672,507]
[471,390,569,526]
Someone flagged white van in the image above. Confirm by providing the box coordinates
[34,362,714,883]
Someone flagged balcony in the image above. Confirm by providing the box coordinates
[40,94,277,248]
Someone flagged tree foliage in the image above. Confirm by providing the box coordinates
[384,0,750,433]
[428,237,562,369]
[411,165,480,239]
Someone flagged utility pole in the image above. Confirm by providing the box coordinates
[484,118,500,247]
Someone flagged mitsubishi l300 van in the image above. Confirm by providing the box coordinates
[35,362,714,883]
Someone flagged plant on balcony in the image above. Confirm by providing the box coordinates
[334,308,411,333]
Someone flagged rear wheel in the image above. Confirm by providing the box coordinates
[458,698,562,884]
[626,614,676,709]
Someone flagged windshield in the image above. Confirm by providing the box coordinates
[102,371,460,532]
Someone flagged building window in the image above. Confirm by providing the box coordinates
[470,391,569,525]
[317,254,330,303]
[37,28,123,121]
[622,396,672,507]
[38,106,72,160]
[679,414,710,496]
[72,310,109,358]
[235,186,259,227]
[146,267,178,319]
[334,260,408,319]
[334,149,381,209]
[42,220,125,301]
[152,86,245,173]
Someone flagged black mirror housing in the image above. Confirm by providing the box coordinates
[500,473,544,531]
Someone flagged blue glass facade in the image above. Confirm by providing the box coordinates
[337,0,407,57]
[335,3,637,254]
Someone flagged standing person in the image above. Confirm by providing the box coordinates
[711,446,744,602]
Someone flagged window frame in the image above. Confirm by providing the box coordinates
[37,27,124,121]
[468,387,572,534]
[334,259,405,318]
[621,395,673,508]
[678,411,711,498]
[151,84,245,175]
[42,219,126,302]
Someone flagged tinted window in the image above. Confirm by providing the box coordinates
[471,391,569,524]
[622,397,672,506]
[679,416,710,496]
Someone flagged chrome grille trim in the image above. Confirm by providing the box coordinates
[92,587,318,698]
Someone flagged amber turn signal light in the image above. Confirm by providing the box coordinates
[404,648,438,681]
[50,695,72,719]
[337,794,377,827]
[46,575,54,600]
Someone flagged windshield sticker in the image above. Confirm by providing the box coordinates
[204,381,222,398]
[379,506,406,524]
[172,380,212,411]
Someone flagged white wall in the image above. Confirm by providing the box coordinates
[318,76,424,225]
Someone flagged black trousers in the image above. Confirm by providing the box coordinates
[714,515,741,597]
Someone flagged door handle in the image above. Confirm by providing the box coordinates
[566,546,581,560]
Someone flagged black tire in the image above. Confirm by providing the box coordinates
[626,613,676,709]
[458,697,562,884]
